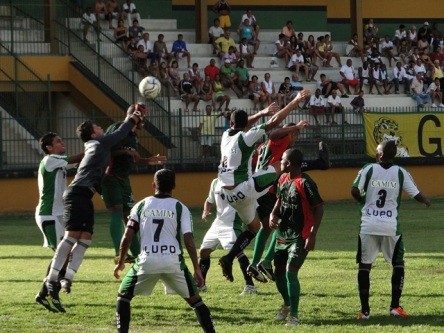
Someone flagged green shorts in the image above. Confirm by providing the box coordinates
[101,175,134,209]
[275,238,308,270]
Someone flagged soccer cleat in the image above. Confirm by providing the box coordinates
[218,255,234,282]
[286,316,300,326]
[274,305,290,321]
[239,285,257,296]
[45,280,66,313]
[357,311,370,320]
[318,141,331,169]
[60,278,72,294]
[198,285,207,292]
[257,261,275,282]
[246,265,267,283]
[390,306,409,317]
[35,294,56,312]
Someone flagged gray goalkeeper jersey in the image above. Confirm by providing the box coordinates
[69,119,135,191]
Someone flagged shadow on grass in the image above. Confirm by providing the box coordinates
[310,314,444,327]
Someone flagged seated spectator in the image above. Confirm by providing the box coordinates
[219,59,242,97]
[213,0,231,29]
[199,75,216,109]
[261,73,277,105]
[346,33,365,63]
[235,59,250,94]
[240,9,260,40]
[369,62,384,95]
[188,63,204,92]
[410,73,430,108]
[397,38,409,64]
[432,59,444,86]
[277,77,296,107]
[282,20,296,39]
[82,7,99,43]
[417,36,430,54]
[290,72,303,92]
[172,34,191,68]
[324,34,343,67]
[316,35,334,67]
[137,33,156,63]
[364,18,379,46]
[431,23,443,50]
[350,90,365,114]
[404,60,416,82]
[274,33,292,68]
[122,0,141,29]
[248,75,266,110]
[394,24,407,53]
[317,73,347,97]
[381,35,397,67]
[305,34,320,65]
[126,36,138,55]
[380,64,393,94]
[430,46,444,67]
[158,61,170,86]
[221,45,238,65]
[408,25,417,49]
[179,72,200,112]
[426,77,444,107]
[309,88,326,125]
[326,89,346,125]
[237,18,260,54]
[168,60,181,95]
[392,61,411,94]
[153,34,173,66]
[288,48,309,81]
[113,19,129,51]
[340,59,359,95]
[204,58,220,80]
[358,61,372,92]
[132,44,148,77]
[148,61,159,77]
[212,74,231,110]
[367,46,382,65]
[215,30,237,61]
[94,0,108,26]
[239,38,255,68]
[209,18,224,55]
[304,51,319,82]
[418,21,432,44]
[410,47,421,63]
[128,19,144,41]
[105,0,122,29]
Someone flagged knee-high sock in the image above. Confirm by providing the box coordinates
[251,228,271,266]
[110,211,124,256]
[64,239,91,281]
[192,299,215,333]
[225,230,256,262]
[358,268,371,313]
[129,232,140,257]
[199,258,211,281]
[262,230,277,267]
[47,236,76,282]
[287,270,301,317]
[391,265,404,308]
[237,253,254,286]
[275,266,290,306]
[116,297,131,333]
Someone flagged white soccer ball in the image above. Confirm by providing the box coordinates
[139,76,161,99]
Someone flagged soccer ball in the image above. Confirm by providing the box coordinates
[139,76,161,99]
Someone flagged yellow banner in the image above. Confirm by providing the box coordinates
[363,112,444,158]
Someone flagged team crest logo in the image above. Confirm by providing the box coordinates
[373,117,410,157]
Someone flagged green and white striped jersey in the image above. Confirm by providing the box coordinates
[36,154,70,216]
[218,124,266,187]
[352,163,420,236]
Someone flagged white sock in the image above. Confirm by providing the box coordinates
[47,236,76,282]
[64,239,91,281]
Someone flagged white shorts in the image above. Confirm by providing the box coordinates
[358,234,404,264]
[200,135,214,146]
[200,224,239,250]
[221,167,276,224]
[35,214,64,248]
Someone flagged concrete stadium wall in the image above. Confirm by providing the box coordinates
[0,166,442,213]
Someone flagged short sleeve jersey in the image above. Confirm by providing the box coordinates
[129,194,193,257]
[352,163,420,236]
[276,172,323,246]
[218,123,266,187]
[36,154,70,216]
[207,178,242,229]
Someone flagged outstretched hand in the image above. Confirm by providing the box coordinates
[296,120,309,130]
[294,89,311,103]
[261,102,280,116]
[147,154,167,165]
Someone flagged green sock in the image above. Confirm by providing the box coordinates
[129,232,140,257]
[287,270,301,317]
[275,269,290,305]
[110,211,124,256]
[251,228,271,266]
[262,230,277,267]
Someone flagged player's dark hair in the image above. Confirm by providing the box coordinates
[382,140,397,160]
[154,168,176,193]
[40,132,58,154]
[231,109,248,129]
[76,120,95,142]
[285,148,303,167]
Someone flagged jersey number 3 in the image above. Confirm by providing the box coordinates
[376,189,387,208]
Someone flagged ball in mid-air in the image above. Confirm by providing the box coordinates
[139,76,161,99]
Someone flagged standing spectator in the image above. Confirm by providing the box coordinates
[105,0,122,29]
[213,74,231,111]
[34,133,83,312]
[240,9,259,40]
[288,48,309,81]
[426,77,444,107]
[248,75,266,110]
[137,33,156,63]
[179,72,200,112]
[381,35,396,67]
[326,89,345,125]
[277,77,296,108]
[45,107,147,310]
[392,61,411,94]
[274,33,292,68]
[237,18,260,55]
[199,106,224,159]
[346,33,366,63]
[113,19,129,51]
[113,169,216,333]
[308,88,326,125]
[172,34,192,68]
[350,90,365,114]
[209,18,224,55]
[94,0,108,27]
[340,59,359,95]
[410,73,431,108]
[122,0,141,29]
[394,24,406,53]
[352,140,431,320]
[261,73,277,106]
[204,58,220,80]
[153,34,173,66]
[270,148,324,327]
[282,20,296,39]
[239,37,255,68]
[128,19,144,41]
[215,30,237,61]
[188,63,204,93]
[213,0,231,29]
[82,7,99,43]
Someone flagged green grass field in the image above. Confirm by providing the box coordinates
[0,198,443,333]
